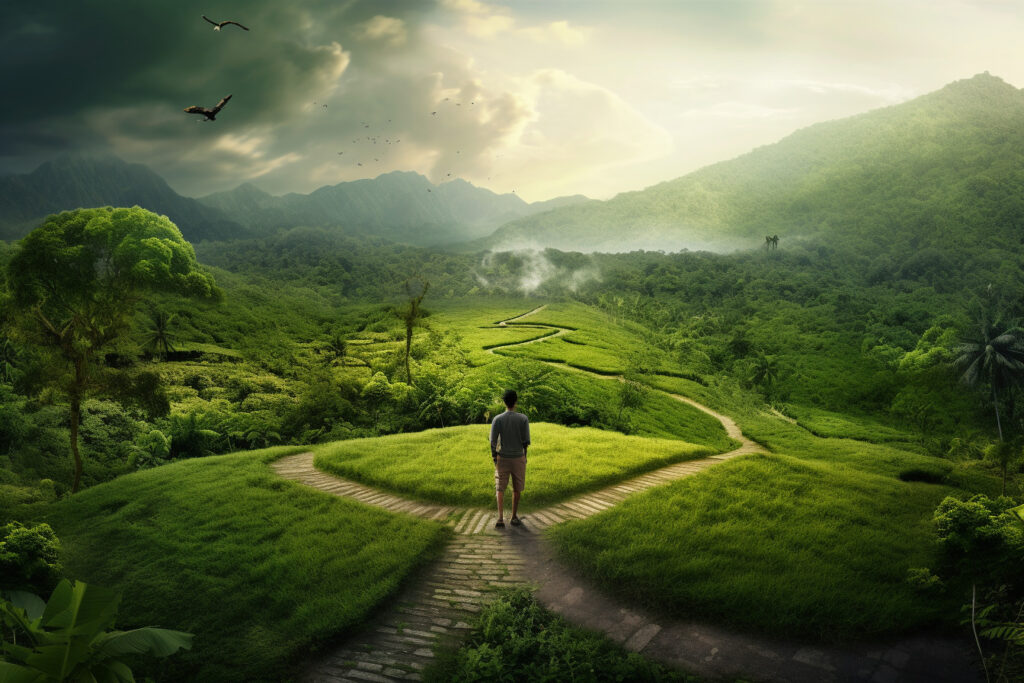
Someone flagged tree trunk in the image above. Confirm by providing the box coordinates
[69,357,86,493]
[405,321,413,385]
[69,392,83,493]
[993,384,1004,442]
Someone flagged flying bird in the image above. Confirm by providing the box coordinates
[183,94,232,121]
[203,15,249,31]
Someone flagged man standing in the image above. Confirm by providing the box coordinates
[490,389,530,528]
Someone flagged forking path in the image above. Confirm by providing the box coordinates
[272,305,978,682]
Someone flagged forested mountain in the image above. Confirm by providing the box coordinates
[0,152,248,242]
[482,73,1024,254]
[198,172,590,246]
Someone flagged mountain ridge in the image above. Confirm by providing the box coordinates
[0,151,249,243]
[478,72,1024,254]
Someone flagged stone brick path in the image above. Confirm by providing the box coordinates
[269,307,979,682]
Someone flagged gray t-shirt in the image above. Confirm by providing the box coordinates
[490,410,530,458]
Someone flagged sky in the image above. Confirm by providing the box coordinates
[2,0,1023,202]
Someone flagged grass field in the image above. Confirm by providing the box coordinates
[785,404,918,445]
[313,423,714,510]
[490,301,687,376]
[25,446,449,682]
[547,373,996,639]
[549,452,958,640]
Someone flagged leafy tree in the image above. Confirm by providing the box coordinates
[3,207,218,492]
[0,336,20,385]
[142,308,177,359]
[749,350,779,400]
[954,311,1024,442]
[985,441,1023,497]
[321,332,348,367]
[0,579,192,682]
[395,277,429,385]
[0,522,61,594]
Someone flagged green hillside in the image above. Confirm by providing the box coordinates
[485,73,1024,253]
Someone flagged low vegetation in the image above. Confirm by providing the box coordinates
[425,588,698,682]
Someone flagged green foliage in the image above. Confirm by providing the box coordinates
[0,579,192,682]
[3,207,218,491]
[0,522,61,594]
[933,494,1024,584]
[954,309,1024,441]
[425,588,696,682]
[31,445,448,682]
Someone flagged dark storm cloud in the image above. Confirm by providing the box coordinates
[0,0,437,177]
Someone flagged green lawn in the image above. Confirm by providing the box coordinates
[30,446,449,682]
[547,374,990,639]
[549,452,958,640]
[313,423,714,510]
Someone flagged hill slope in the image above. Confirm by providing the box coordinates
[0,152,248,242]
[483,73,1024,254]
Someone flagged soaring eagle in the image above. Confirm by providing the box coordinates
[202,15,249,31]
[184,94,232,121]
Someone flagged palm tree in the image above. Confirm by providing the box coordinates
[396,278,429,385]
[954,312,1024,441]
[321,332,348,366]
[143,309,177,360]
[749,350,779,399]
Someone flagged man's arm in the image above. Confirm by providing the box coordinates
[522,416,530,456]
[489,416,499,460]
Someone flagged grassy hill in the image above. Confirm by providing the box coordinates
[25,446,448,682]
[483,72,1024,254]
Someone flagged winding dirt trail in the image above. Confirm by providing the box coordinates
[272,306,978,682]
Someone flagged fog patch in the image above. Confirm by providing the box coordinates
[476,241,599,294]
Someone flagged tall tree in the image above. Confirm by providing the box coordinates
[4,207,218,492]
[397,277,429,385]
[954,311,1024,442]
[142,308,177,360]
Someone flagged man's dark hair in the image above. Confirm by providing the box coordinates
[502,389,518,408]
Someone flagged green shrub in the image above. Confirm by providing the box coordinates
[0,521,62,593]
[0,579,192,682]
[425,588,695,682]
[933,494,1024,584]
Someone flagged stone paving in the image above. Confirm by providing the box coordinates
[270,307,980,682]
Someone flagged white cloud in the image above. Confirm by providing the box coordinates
[359,16,407,46]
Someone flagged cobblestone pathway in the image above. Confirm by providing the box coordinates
[270,307,978,682]
[297,535,524,682]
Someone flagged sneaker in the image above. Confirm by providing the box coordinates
[495,520,505,528]
[510,516,522,526]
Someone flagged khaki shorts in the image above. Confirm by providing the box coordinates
[495,455,526,492]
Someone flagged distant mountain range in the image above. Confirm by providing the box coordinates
[0,153,247,243]
[480,72,1024,254]
[197,173,591,246]
[0,153,590,247]
[5,73,1022,255]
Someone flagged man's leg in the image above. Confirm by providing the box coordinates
[496,489,505,521]
[511,491,521,519]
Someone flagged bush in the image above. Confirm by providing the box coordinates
[425,588,695,682]
[933,494,1024,584]
[0,521,62,593]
